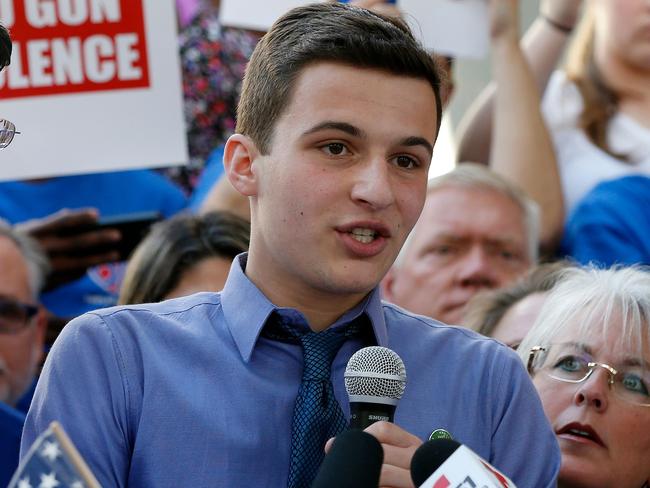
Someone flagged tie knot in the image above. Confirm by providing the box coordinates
[300,329,348,381]
[263,310,364,382]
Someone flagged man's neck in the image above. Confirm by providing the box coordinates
[244,259,371,332]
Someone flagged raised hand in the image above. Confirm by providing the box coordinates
[16,208,121,290]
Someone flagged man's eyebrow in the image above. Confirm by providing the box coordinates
[398,136,434,157]
[301,122,434,156]
[301,121,366,138]
[432,234,467,244]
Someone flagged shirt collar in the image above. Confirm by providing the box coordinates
[220,253,388,362]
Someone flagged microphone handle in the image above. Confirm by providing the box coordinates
[349,402,396,429]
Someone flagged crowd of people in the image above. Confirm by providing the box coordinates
[1,0,649,487]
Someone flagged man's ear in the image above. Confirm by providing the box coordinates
[223,134,261,197]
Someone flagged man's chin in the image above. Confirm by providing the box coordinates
[438,304,468,326]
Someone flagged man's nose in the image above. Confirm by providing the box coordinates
[350,157,395,211]
[457,246,498,288]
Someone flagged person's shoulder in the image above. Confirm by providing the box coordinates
[96,291,221,318]
[591,175,650,201]
[562,175,650,264]
[572,175,650,220]
[66,292,224,338]
[381,301,509,353]
[381,302,528,401]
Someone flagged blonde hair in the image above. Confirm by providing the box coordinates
[564,6,625,160]
[518,266,650,367]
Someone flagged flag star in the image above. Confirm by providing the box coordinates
[17,477,32,488]
[38,472,60,488]
[71,482,84,488]
[41,441,62,462]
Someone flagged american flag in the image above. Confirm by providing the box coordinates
[9,422,101,488]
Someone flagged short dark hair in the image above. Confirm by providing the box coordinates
[118,211,250,304]
[0,24,11,70]
[236,2,442,154]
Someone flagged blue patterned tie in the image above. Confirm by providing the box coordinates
[265,311,359,488]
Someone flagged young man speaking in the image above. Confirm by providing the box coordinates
[23,3,560,487]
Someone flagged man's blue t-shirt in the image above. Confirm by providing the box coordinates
[562,175,650,266]
[0,170,187,317]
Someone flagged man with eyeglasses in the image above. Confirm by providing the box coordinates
[0,222,49,486]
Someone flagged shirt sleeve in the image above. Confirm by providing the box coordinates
[21,313,132,488]
[489,348,561,488]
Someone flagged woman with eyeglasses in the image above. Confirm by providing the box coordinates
[518,266,650,488]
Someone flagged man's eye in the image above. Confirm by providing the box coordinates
[321,143,348,156]
[429,245,455,256]
[393,155,418,169]
[499,250,519,261]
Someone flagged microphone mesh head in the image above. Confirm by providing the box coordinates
[344,346,406,400]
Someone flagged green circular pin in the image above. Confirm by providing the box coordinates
[428,429,452,441]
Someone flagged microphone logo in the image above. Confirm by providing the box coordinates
[429,429,453,442]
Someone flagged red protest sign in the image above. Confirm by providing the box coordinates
[0,0,150,99]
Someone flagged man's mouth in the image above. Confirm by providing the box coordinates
[349,228,378,244]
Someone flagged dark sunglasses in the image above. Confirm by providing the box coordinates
[0,297,39,334]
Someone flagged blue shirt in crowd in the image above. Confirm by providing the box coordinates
[0,402,25,487]
[562,175,650,266]
[22,254,560,487]
[0,382,34,486]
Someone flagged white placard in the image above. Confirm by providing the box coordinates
[401,0,489,59]
[220,0,309,32]
[0,0,188,181]
[219,0,488,58]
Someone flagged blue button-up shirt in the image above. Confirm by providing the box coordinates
[22,255,560,487]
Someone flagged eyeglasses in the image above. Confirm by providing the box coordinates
[0,297,39,334]
[0,119,21,149]
[527,344,650,407]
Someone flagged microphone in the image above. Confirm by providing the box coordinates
[344,346,406,429]
[311,429,383,488]
[410,438,517,488]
